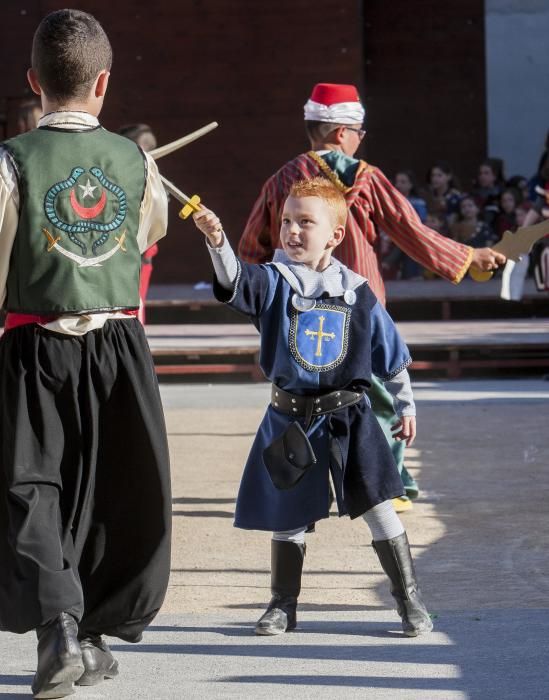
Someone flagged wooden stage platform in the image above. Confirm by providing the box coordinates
[146,278,547,323]
[147,318,549,380]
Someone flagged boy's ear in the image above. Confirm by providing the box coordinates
[94,70,110,98]
[27,68,42,96]
[328,224,345,248]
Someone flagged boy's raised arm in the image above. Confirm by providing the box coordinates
[193,208,238,290]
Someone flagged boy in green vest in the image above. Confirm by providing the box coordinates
[0,10,171,699]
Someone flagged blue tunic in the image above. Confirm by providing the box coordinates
[214,261,411,531]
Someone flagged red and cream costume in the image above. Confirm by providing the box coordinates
[238,83,474,306]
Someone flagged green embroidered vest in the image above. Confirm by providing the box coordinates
[3,126,146,314]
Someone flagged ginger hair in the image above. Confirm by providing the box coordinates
[288,177,348,227]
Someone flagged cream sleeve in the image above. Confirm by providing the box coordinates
[0,148,20,308]
[137,152,169,253]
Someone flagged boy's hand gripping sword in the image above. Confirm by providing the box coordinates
[469,218,549,282]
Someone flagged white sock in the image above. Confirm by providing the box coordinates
[272,527,307,545]
[363,500,405,541]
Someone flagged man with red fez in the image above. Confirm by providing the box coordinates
[238,83,506,510]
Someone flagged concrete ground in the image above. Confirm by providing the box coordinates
[1,379,548,699]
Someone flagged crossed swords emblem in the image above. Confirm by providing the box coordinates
[44,122,218,267]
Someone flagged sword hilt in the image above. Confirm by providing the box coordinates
[469,266,494,282]
[179,195,202,220]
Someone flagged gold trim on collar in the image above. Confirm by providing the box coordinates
[307,151,370,193]
[307,151,351,193]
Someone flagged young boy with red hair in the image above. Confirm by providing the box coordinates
[193,177,433,638]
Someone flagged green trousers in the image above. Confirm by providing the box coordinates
[368,376,419,499]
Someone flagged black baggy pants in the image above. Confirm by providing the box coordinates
[0,319,171,642]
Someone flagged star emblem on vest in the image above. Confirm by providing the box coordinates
[43,166,128,267]
[78,178,98,199]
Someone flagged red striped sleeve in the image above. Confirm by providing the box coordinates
[367,168,473,284]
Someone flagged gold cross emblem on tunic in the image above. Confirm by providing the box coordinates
[304,315,336,357]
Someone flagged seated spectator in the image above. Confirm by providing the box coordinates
[472,158,505,226]
[118,123,158,152]
[494,188,521,238]
[506,175,530,204]
[424,162,462,225]
[16,97,42,133]
[394,170,428,221]
[528,129,549,200]
[450,195,498,248]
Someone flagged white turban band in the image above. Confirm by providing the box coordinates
[303,99,365,125]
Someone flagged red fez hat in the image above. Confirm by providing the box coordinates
[310,83,362,106]
[304,83,365,124]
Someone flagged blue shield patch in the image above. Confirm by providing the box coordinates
[289,303,350,372]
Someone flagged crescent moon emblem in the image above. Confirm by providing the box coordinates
[70,188,107,219]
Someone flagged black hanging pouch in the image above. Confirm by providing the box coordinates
[262,421,317,490]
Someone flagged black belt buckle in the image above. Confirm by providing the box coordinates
[263,421,317,490]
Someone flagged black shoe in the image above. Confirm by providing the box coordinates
[31,612,84,699]
[255,540,305,636]
[76,635,119,686]
[255,595,298,635]
[373,532,433,637]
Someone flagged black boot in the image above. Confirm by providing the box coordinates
[31,612,84,699]
[255,540,305,635]
[76,635,119,686]
[372,532,433,637]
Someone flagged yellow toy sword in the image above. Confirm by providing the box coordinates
[469,217,549,282]
[160,174,204,219]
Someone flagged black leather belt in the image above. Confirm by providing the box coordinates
[271,384,364,423]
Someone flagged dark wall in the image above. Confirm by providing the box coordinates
[362,0,486,192]
[0,1,485,284]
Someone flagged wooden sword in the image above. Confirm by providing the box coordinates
[469,217,549,282]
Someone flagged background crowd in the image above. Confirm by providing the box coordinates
[380,144,549,284]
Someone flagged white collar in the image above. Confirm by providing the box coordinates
[270,249,366,301]
[38,111,99,130]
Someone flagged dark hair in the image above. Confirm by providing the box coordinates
[479,158,505,185]
[456,194,479,220]
[427,161,458,190]
[506,175,527,192]
[536,131,549,180]
[500,187,521,207]
[31,9,112,101]
[395,169,420,197]
[118,123,154,141]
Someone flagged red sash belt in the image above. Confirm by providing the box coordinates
[4,310,138,331]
